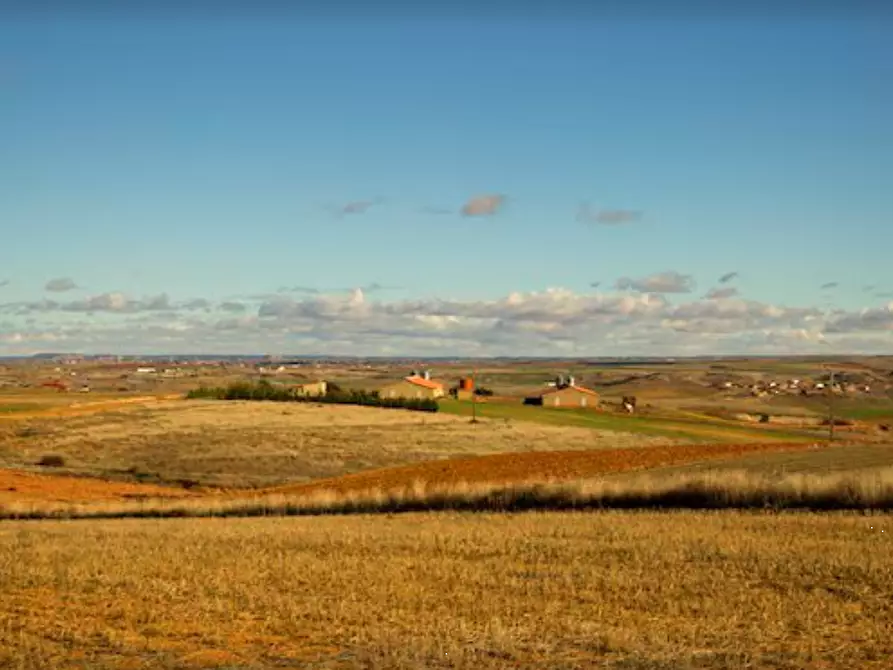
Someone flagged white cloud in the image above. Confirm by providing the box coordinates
[3,287,893,356]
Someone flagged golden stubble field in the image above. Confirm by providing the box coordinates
[1,512,891,669]
[1,400,681,489]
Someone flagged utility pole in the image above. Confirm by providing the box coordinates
[470,368,478,423]
[827,368,835,444]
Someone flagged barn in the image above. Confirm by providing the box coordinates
[526,380,600,408]
[379,373,445,400]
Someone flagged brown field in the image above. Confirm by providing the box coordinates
[0,440,814,510]
[2,512,891,669]
[1,399,681,490]
[269,441,817,497]
[0,468,200,504]
[643,443,893,478]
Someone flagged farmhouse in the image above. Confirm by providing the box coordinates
[525,375,600,408]
[540,384,599,408]
[380,371,445,400]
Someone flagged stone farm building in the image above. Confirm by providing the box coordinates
[379,373,445,400]
[527,381,600,408]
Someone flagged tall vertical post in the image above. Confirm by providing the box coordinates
[828,369,835,444]
[471,368,478,423]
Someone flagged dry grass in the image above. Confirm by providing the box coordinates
[1,512,891,669]
[643,443,893,478]
[1,400,678,488]
[3,467,893,520]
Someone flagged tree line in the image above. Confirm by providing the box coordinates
[186,380,439,412]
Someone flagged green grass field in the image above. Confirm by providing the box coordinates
[0,403,42,414]
[438,399,816,443]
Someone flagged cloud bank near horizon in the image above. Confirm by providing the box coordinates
[2,283,892,357]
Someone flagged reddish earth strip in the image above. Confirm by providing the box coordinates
[0,469,198,504]
[0,442,820,505]
[269,442,817,496]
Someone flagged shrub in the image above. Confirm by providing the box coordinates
[37,454,66,467]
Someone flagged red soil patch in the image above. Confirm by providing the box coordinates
[0,469,197,504]
[268,442,816,496]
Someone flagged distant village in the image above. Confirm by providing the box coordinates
[2,355,889,414]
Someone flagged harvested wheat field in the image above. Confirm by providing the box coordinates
[1,400,682,488]
[270,441,816,497]
[1,512,891,669]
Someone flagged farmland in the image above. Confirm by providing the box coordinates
[2,356,893,668]
[2,513,892,669]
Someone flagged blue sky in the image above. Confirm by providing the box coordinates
[1,9,892,355]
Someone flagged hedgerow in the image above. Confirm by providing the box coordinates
[186,380,438,412]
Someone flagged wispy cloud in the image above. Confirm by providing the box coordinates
[718,272,739,284]
[461,194,506,217]
[820,282,839,290]
[362,282,401,294]
[278,286,322,295]
[0,279,9,289]
[705,286,739,300]
[322,198,384,219]
[6,292,174,314]
[44,277,78,293]
[339,199,380,215]
[219,301,248,313]
[615,271,695,294]
[181,298,212,311]
[577,203,643,225]
[419,206,453,216]
[277,282,399,295]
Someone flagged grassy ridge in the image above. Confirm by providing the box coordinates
[4,468,892,520]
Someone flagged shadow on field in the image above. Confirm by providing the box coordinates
[3,468,892,521]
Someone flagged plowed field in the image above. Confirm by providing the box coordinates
[0,469,198,504]
[268,441,816,496]
[1,442,816,506]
